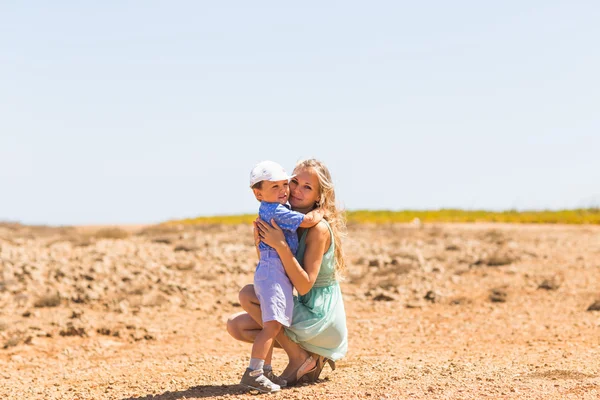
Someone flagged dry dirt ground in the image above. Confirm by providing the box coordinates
[1,222,599,399]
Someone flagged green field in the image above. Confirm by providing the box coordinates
[170,208,600,225]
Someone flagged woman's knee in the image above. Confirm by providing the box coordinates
[226,313,243,340]
[239,284,257,309]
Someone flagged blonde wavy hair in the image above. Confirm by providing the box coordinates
[294,159,347,277]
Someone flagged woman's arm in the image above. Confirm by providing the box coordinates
[252,221,261,260]
[256,219,329,295]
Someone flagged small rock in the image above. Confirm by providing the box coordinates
[59,323,87,337]
[152,237,172,244]
[71,294,88,304]
[587,300,600,312]
[486,252,518,267]
[490,288,507,303]
[34,293,61,308]
[174,244,198,252]
[373,293,395,302]
[424,290,438,303]
[449,297,469,306]
[97,327,120,337]
[369,288,396,302]
[3,336,21,349]
[538,278,560,291]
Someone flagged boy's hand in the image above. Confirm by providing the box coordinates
[313,207,325,220]
[298,206,324,228]
[308,207,325,223]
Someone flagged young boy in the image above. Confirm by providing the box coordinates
[240,160,323,393]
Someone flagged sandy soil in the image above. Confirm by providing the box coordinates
[1,221,599,399]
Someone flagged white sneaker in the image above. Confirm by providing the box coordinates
[240,368,281,393]
[264,369,287,387]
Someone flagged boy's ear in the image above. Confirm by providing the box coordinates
[252,188,263,201]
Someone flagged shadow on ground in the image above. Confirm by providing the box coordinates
[122,384,248,399]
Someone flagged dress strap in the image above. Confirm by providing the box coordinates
[322,220,334,255]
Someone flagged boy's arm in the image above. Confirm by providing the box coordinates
[298,207,324,228]
[272,205,306,232]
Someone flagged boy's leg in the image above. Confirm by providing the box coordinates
[251,321,281,361]
[240,321,283,393]
[265,343,274,366]
[263,341,289,387]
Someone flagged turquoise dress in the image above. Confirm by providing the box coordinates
[284,220,348,361]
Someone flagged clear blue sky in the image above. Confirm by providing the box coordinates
[1,2,599,225]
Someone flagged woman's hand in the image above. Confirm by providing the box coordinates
[255,219,288,252]
[252,219,261,248]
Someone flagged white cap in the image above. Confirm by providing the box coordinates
[249,160,293,188]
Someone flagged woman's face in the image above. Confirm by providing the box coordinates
[289,167,320,210]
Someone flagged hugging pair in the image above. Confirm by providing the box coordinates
[228,159,348,393]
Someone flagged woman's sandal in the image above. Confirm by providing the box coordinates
[283,355,316,386]
[327,358,336,371]
[305,356,336,382]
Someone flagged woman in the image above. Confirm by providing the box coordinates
[227,158,348,386]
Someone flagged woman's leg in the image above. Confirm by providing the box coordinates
[226,311,261,343]
[226,284,263,341]
[238,284,263,326]
[274,328,316,378]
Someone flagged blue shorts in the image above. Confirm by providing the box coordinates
[254,250,294,327]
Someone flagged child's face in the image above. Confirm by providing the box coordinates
[289,167,320,209]
[253,180,290,204]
